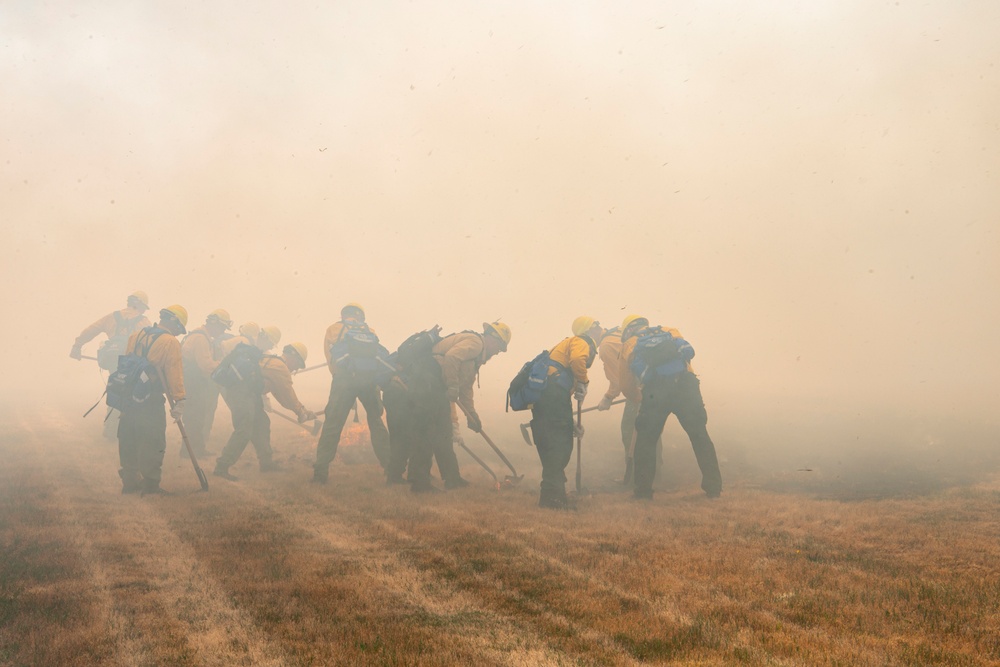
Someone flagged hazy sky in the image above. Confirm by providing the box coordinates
[2,1,998,445]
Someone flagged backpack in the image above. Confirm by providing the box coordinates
[506,350,571,412]
[211,342,264,391]
[329,321,396,384]
[629,326,695,383]
[394,326,443,370]
[105,327,165,412]
[96,311,145,371]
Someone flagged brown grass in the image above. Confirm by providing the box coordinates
[2,406,1000,666]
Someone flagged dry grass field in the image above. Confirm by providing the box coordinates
[2,403,1000,666]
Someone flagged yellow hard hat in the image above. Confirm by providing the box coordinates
[238,322,260,341]
[261,326,282,347]
[483,321,512,351]
[341,302,365,320]
[622,314,648,331]
[572,316,599,337]
[207,308,233,330]
[128,291,149,308]
[160,304,189,333]
[285,342,308,364]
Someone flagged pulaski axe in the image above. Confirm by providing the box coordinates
[265,406,323,436]
[519,398,625,445]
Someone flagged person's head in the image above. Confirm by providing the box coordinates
[282,342,308,371]
[205,309,233,337]
[341,302,365,323]
[572,316,603,344]
[238,322,260,343]
[127,291,149,312]
[159,304,188,335]
[482,321,511,360]
[258,326,281,352]
[621,314,649,340]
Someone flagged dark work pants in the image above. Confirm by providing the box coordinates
[216,388,272,470]
[530,383,574,500]
[633,372,722,497]
[182,372,218,455]
[316,373,391,471]
[118,396,167,488]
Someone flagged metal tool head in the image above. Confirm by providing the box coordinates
[519,423,533,446]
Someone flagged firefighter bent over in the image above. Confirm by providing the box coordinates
[117,305,188,496]
[214,342,315,479]
[619,315,722,500]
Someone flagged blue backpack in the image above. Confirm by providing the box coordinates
[105,327,165,412]
[629,326,695,382]
[506,350,572,411]
[329,321,396,385]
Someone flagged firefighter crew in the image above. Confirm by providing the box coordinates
[214,342,316,480]
[179,309,232,459]
[71,290,152,440]
[313,303,392,484]
[118,304,187,496]
[532,316,603,509]
[619,314,722,500]
[597,324,662,483]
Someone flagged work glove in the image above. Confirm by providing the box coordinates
[466,411,482,434]
[573,382,589,403]
[70,345,82,360]
[452,422,464,447]
[446,386,460,402]
[597,395,613,411]
[262,395,273,412]
[298,409,318,423]
[573,422,585,439]
[170,400,185,420]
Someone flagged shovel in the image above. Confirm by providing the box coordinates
[156,367,209,492]
[455,402,522,484]
[520,398,625,445]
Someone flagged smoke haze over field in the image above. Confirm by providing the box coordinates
[2,2,998,479]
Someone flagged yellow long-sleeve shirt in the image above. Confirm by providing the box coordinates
[218,334,254,358]
[323,320,380,378]
[261,356,306,417]
[548,336,596,387]
[181,327,220,376]
[619,326,687,402]
[598,328,623,401]
[433,332,485,421]
[125,327,185,403]
[74,307,150,348]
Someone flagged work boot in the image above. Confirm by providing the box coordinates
[633,489,654,501]
[259,461,282,473]
[538,488,572,510]
[121,481,141,495]
[213,465,239,481]
[444,477,469,490]
[140,481,171,497]
[311,466,328,485]
[385,474,407,486]
[411,483,442,494]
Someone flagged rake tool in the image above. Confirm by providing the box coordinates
[455,402,522,484]
[575,398,584,493]
[519,398,625,445]
[155,367,209,492]
[265,406,323,436]
[454,439,502,491]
